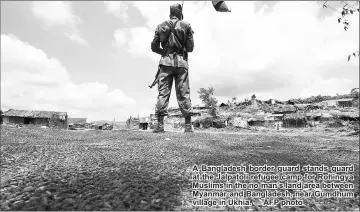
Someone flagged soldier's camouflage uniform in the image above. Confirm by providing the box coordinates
[151,3,195,132]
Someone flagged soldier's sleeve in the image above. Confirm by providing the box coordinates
[186,23,194,53]
[151,25,163,55]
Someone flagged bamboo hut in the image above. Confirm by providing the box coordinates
[282,113,307,128]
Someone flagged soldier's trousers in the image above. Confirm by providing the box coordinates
[155,65,193,117]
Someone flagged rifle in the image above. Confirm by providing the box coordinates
[149,60,161,89]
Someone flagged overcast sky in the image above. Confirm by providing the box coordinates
[1,1,359,121]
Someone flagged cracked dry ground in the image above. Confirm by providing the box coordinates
[1,126,359,211]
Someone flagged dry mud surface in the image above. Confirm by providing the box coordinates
[0,126,359,211]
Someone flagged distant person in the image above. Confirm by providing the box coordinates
[151,3,195,133]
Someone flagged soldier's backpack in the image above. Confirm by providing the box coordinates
[163,20,186,58]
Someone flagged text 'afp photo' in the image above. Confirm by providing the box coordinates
[1,1,359,211]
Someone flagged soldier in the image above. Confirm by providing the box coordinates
[151,3,194,133]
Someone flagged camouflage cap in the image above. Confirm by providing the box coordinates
[170,3,183,19]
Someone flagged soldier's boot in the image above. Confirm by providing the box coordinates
[184,116,194,133]
[153,116,165,133]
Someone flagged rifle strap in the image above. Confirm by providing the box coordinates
[163,20,185,52]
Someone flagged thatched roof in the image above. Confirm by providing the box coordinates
[283,113,306,120]
[2,109,67,118]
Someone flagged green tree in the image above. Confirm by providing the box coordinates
[198,86,218,117]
